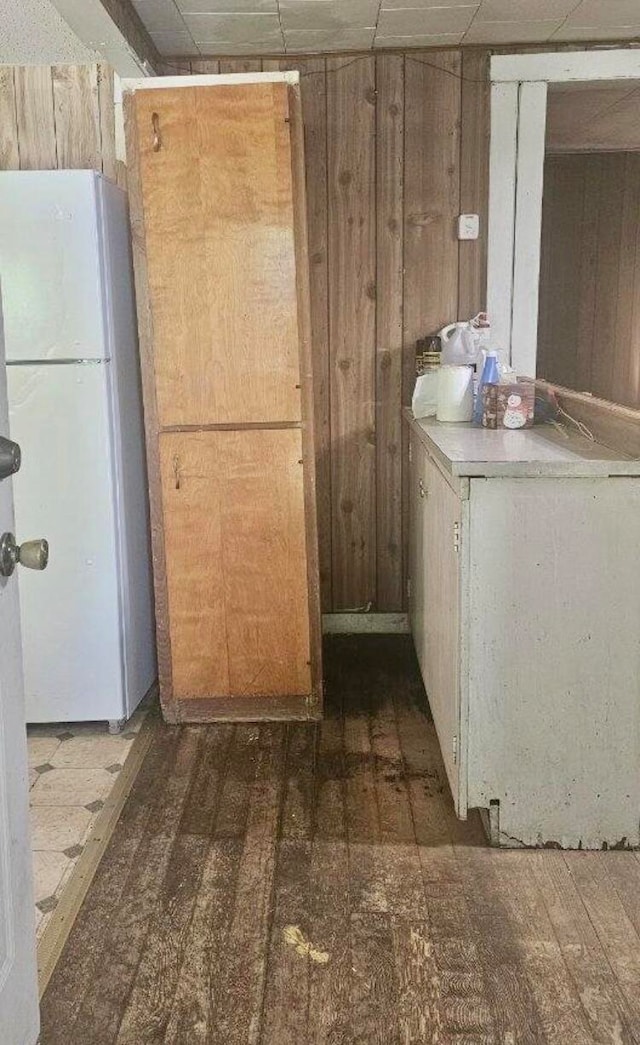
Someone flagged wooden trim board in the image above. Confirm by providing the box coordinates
[121,72,299,93]
[166,692,319,723]
[536,381,640,459]
[288,81,323,714]
[123,91,175,715]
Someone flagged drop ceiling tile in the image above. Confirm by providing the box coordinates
[475,0,577,21]
[150,29,199,53]
[183,11,280,39]
[378,5,477,35]
[381,0,475,7]
[279,0,379,33]
[374,31,464,46]
[463,18,563,42]
[132,0,189,32]
[177,0,277,9]
[565,0,640,26]
[553,22,640,39]
[284,26,376,50]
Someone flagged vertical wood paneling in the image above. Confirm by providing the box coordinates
[97,65,118,181]
[327,56,377,610]
[0,68,19,169]
[14,66,57,169]
[218,59,263,74]
[52,64,101,169]
[402,52,462,610]
[458,49,490,319]
[189,60,221,74]
[539,152,640,410]
[404,52,461,351]
[1,63,117,180]
[266,58,333,609]
[375,54,404,612]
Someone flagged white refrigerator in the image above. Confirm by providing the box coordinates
[0,170,156,728]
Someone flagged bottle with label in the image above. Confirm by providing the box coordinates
[473,350,501,424]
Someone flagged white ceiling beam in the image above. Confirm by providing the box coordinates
[49,0,160,76]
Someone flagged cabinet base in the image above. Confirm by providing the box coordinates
[160,690,322,724]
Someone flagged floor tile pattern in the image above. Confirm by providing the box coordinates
[28,710,145,939]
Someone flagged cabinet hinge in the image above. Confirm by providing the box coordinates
[452,734,458,764]
[407,576,412,602]
[408,441,413,463]
[453,521,461,554]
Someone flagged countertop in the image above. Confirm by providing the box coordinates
[404,408,640,478]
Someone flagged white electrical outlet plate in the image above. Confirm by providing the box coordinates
[458,213,479,240]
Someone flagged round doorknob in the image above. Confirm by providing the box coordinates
[0,436,20,481]
[0,533,49,577]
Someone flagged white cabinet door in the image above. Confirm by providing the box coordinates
[0,299,40,1043]
[409,434,462,808]
[422,452,462,808]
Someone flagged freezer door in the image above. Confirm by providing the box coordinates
[0,170,108,362]
[7,363,124,722]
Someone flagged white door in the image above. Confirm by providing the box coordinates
[0,296,40,1044]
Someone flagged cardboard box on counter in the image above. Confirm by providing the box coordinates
[482,383,535,429]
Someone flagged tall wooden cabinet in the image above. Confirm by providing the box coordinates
[123,73,322,722]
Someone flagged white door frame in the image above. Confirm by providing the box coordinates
[487,49,640,377]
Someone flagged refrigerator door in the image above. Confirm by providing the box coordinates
[0,170,108,362]
[7,362,124,722]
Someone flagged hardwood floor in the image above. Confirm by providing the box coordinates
[41,636,640,1044]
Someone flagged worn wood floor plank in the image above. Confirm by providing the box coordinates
[68,728,201,1045]
[39,724,180,1042]
[116,726,233,1044]
[206,725,287,1044]
[41,637,640,1045]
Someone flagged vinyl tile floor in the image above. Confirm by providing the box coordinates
[27,708,147,940]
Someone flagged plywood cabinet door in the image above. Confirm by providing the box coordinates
[159,428,312,703]
[130,82,303,428]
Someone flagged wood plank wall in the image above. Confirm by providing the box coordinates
[538,152,640,408]
[0,64,121,182]
[159,50,490,612]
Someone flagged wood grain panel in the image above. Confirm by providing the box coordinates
[266,58,333,611]
[0,62,117,180]
[97,65,118,182]
[159,428,311,701]
[0,68,19,169]
[52,65,101,170]
[403,52,462,612]
[132,82,302,427]
[219,59,263,74]
[376,54,404,612]
[327,55,376,610]
[458,48,490,319]
[538,152,640,409]
[13,66,57,169]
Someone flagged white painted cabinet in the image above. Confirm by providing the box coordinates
[409,437,463,812]
[408,415,640,849]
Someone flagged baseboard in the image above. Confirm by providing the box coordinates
[322,613,410,634]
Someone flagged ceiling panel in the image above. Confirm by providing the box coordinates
[0,0,98,63]
[131,0,640,55]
